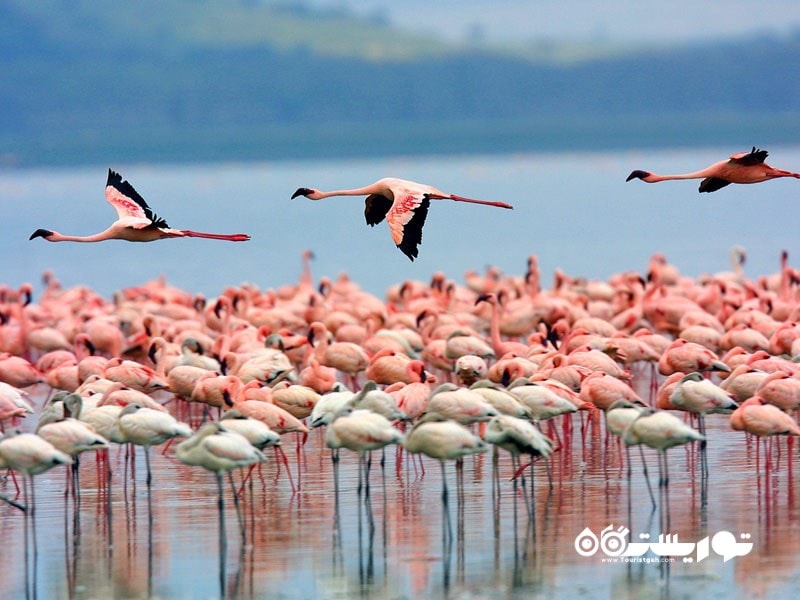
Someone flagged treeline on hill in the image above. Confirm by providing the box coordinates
[2,1,800,166]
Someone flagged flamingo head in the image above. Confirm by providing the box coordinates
[29,228,54,240]
[625,170,652,182]
[291,187,319,200]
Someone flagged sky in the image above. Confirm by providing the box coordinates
[308,0,800,44]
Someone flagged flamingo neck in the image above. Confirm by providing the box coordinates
[644,168,715,182]
[46,230,115,243]
[316,186,378,199]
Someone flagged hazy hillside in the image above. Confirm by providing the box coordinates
[2,0,800,167]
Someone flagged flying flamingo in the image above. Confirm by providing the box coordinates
[291,177,513,261]
[29,169,251,243]
[626,147,800,193]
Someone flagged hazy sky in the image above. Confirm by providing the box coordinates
[309,0,800,43]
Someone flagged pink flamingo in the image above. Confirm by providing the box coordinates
[30,169,251,243]
[475,293,529,357]
[755,371,800,413]
[626,147,800,193]
[0,353,43,388]
[731,395,800,478]
[657,338,730,376]
[291,177,512,261]
[308,321,369,389]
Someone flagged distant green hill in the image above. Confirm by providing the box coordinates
[2,0,800,167]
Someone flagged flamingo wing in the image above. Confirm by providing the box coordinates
[699,177,732,193]
[364,193,393,226]
[387,194,429,261]
[729,147,768,165]
[105,169,170,228]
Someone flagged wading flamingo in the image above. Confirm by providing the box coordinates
[623,408,705,531]
[0,431,72,573]
[291,178,513,261]
[326,407,404,518]
[484,414,554,517]
[626,147,800,193]
[176,421,266,594]
[30,169,251,243]
[402,414,488,547]
[730,395,800,477]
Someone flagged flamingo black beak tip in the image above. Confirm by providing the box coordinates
[291,188,312,199]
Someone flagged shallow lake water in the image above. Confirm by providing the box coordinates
[2,374,798,599]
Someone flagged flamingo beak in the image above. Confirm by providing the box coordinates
[626,170,650,182]
[291,188,313,199]
[29,228,53,240]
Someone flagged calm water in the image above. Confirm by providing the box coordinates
[2,145,800,299]
[1,378,798,599]
[2,147,800,598]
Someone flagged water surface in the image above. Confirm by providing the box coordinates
[1,378,798,599]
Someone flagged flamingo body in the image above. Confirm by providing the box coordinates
[627,148,800,193]
[292,177,512,261]
[30,169,251,243]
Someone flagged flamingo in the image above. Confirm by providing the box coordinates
[0,431,72,576]
[29,169,251,243]
[291,177,513,261]
[176,421,266,593]
[426,383,499,425]
[604,399,655,508]
[402,414,488,546]
[309,386,357,429]
[36,393,108,505]
[484,414,554,520]
[626,147,800,193]
[669,372,738,483]
[117,403,192,488]
[623,408,705,530]
[326,407,404,519]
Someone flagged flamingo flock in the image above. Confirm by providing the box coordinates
[2,249,800,511]
[4,149,800,593]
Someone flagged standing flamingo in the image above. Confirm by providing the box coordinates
[29,169,251,243]
[291,178,513,260]
[117,403,192,489]
[623,408,705,531]
[176,421,266,596]
[402,415,488,548]
[484,414,554,519]
[730,395,800,477]
[326,407,404,518]
[626,147,800,193]
[0,430,72,595]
